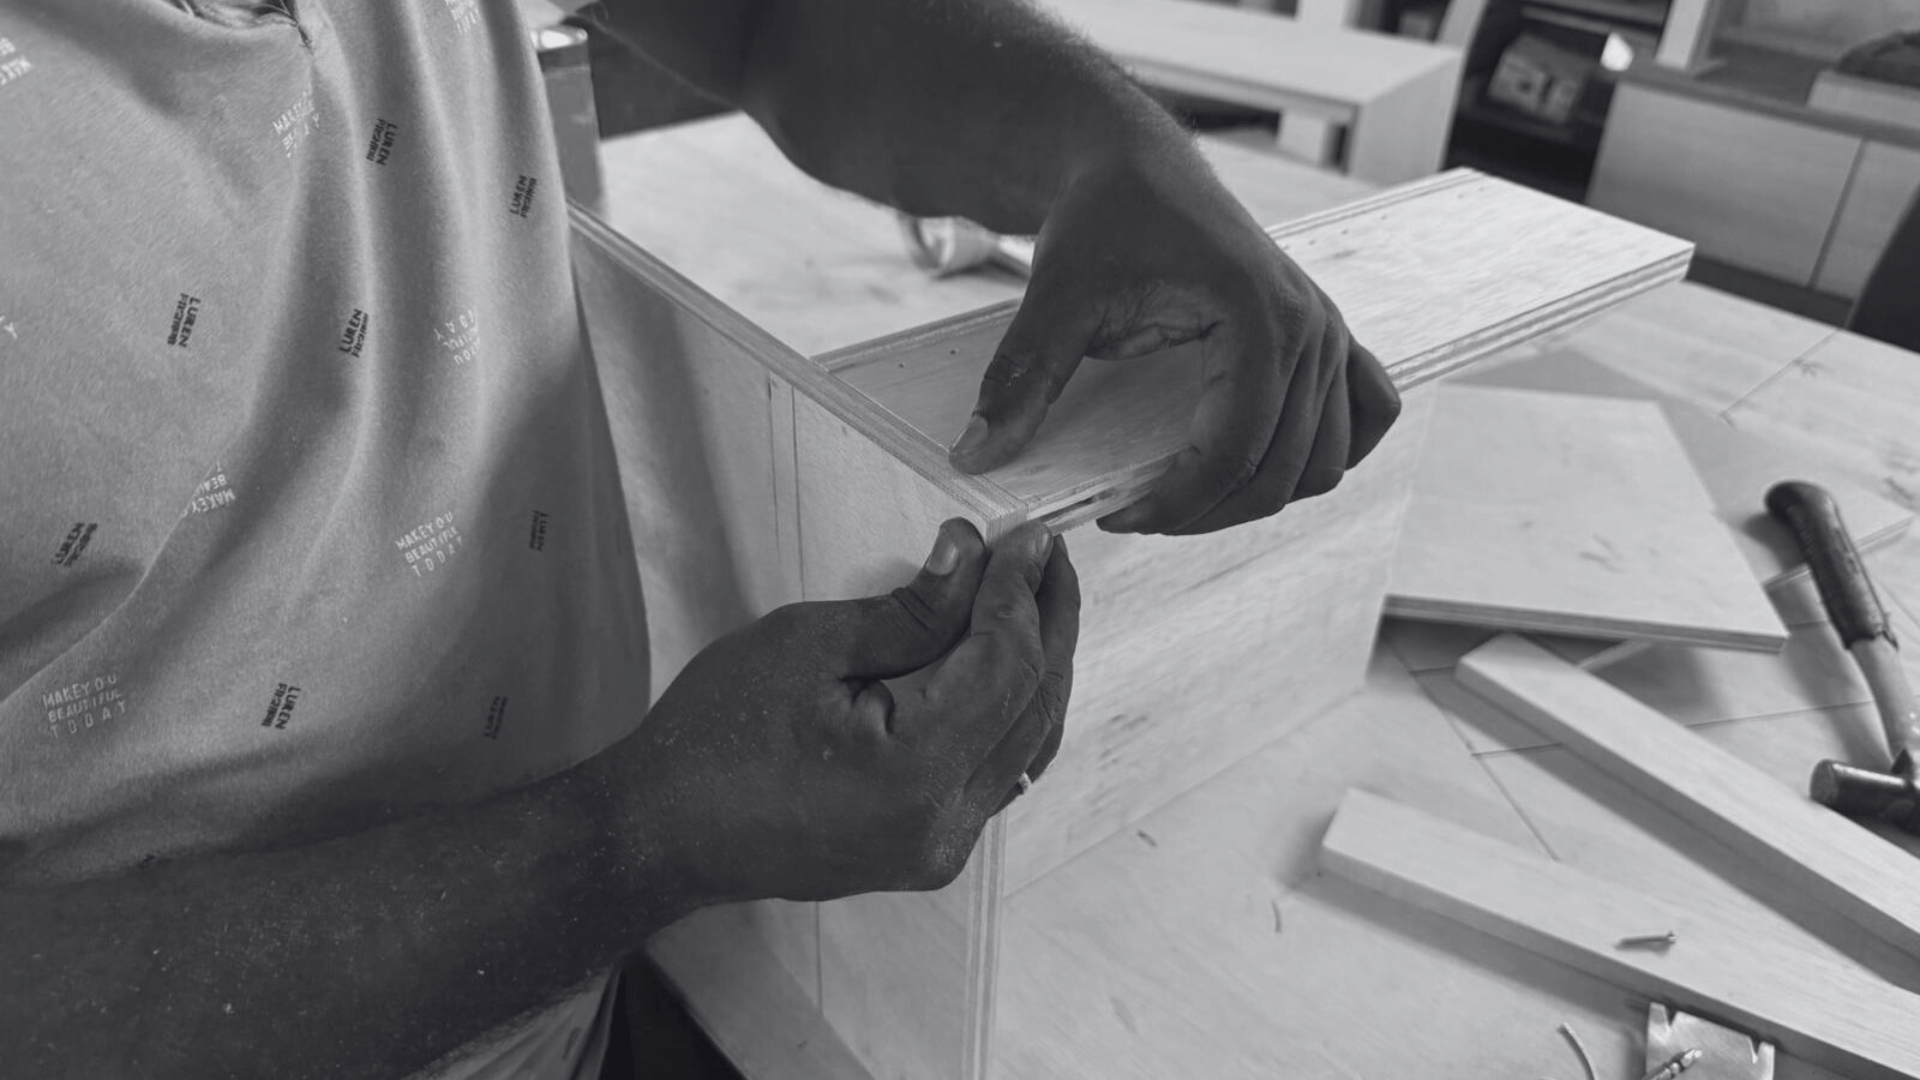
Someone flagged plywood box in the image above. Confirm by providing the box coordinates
[571,169,1691,1080]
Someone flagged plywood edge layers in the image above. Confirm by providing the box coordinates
[570,207,1017,526]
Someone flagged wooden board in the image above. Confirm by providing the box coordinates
[1458,351,1913,589]
[826,169,1694,525]
[1590,83,1859,285]
[1320,788,1920,1080]
[1386,385,1786,651]
[1454,634,1920,957]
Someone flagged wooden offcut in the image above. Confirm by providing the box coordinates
[1320,789,1920,1080]
[1456,634,1920,957]
[1386,385,1787,651]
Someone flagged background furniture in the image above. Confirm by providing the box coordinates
[1039,0,1464,183]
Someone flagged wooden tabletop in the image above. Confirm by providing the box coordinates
[597,112,1920,1080]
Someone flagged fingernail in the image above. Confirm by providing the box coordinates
[949,414,989,461]
[1026,525,1054,561]
[923,523,961,576]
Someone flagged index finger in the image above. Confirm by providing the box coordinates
[900,522,1054,775]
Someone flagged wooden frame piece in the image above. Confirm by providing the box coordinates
[570,170,1692,1080]
[1320,789,1920,1080]
[1455,634,1920,958]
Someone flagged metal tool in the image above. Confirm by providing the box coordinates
[898,214,1035,278]
[1647,1005,1774,1080]
[1766,480,1920,834]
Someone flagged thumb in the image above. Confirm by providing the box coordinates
[948,285,1094,474]
[831,518,989,680]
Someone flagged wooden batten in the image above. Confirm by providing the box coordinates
[1321,789,1920,1080]
[1455,634,1920,958]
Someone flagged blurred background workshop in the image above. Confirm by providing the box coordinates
[533,2,1920,1078]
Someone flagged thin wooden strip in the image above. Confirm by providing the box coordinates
[1454,634,1920,957]
[1319,788,1920,1080]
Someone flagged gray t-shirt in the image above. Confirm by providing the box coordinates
[1,0,649,1074]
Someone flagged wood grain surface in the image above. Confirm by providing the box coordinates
[1458,351,1913,589]
[1456,634,1920,958]
[1387,385,1786,650]
[1321,789,1920,1080]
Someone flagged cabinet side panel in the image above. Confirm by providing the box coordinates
[792,390,1019,1080]
[572,224,824,1024]
[1005,389,1433,891]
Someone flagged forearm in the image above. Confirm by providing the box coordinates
[583,0,1192,233]
[4,754,694,1080]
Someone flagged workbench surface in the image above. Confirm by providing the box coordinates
[598,113,1920,1080]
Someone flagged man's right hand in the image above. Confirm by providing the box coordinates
[618,519,1078,905]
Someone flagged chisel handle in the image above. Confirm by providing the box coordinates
[1765,480,1892,648]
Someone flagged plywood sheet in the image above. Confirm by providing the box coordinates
[826,170,1693,524]
[1321,789,1920,1080]
[997,652,1605,1080]
[1459,351,1912,589]
[1005,392,1430,890]
[1456,635,1920,958]
[1387,385,1785,651]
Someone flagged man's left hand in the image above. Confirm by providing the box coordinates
[946,149,1400,535]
